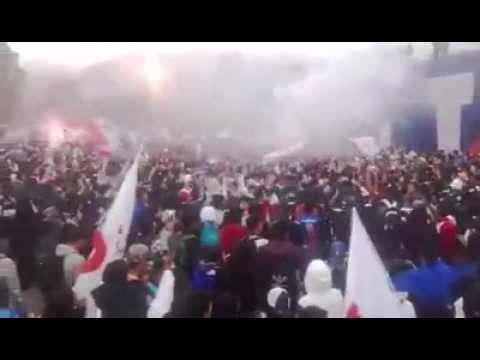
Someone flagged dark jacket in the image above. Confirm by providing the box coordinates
[124,280,149,318]
[298,214,331,259]
[216,263,257,316]
[255,241,304,314]
[92,280,148,318]
[463,279,480,318]
[92,283,128,318]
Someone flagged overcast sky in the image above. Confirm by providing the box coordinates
[10,42,375,68]
[9,42,480,69]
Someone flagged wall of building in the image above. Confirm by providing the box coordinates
[391,52,480,153]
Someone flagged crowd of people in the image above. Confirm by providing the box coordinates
[1,138,480,318]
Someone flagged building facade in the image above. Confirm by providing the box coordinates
[391,49,480,153]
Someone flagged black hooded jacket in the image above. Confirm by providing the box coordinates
[92,280,148,318]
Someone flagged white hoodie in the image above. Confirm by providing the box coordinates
[298,260,344,318]
[200,206,224,226]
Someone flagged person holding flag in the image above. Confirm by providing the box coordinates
[73,150,141,318]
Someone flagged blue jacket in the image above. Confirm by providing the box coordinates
[192,262,217,291]
[393,260,475,308]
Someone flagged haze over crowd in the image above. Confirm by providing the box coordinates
[12,42,473,157]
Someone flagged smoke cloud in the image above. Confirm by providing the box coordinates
[13,46,424,158]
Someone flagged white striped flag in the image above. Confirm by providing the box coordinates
[73,152,140,318]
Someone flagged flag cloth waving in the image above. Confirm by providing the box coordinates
[349,136,380,158]
[345,209,415,318]
[73,151,140,318]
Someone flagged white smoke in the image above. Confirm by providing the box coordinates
[273,48,421,155]
[14,47,424,158]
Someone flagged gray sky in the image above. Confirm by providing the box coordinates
[10,42,374,68]
[14,42,480,154]
[9,42,480,69]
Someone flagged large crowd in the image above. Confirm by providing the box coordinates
[1,138,480,318]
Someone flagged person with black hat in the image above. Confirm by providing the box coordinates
[91,259,129,318]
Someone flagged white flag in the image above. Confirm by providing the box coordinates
[148,270,175,318]
[262,142,305,164]
[350,137,380,157]
[73,152,140,318]
[345,209,415,318]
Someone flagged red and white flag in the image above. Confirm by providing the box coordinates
[345,209,415,318]
[73,152,140,318]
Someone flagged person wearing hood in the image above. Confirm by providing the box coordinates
[55,226,89,288]
[199,206,220,248]
[298,260,344,318]
[91,259,129,318]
